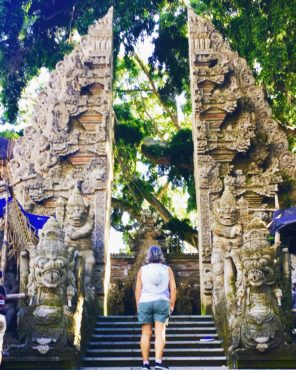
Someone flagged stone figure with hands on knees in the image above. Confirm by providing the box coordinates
[62,183,95,300]
[135,245,177,370]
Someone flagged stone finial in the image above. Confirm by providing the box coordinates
[38,216,65,242]
[217,186,239,226]
[67,183,87,208]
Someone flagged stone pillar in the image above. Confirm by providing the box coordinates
[188,6,296,314]
[188,6,296,364]
[10,8,114,315]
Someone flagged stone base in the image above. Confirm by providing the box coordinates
[2,354,77,369]
[230,347,296,369]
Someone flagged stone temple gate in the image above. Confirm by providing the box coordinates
[1,7,114,362]
[0,5,296,369]
[11,7,113,309]
[188,8,296,366]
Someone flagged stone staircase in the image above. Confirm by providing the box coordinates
[81,314,227,369]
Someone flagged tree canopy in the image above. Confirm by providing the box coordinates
[0,0,295,250]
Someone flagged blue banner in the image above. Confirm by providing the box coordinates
[270,207,296,235]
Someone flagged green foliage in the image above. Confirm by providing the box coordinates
[0,130,20,139]
[150,2,190,108]
[164,217,196,240]
[1,0,295,248]
[278,176,296,208]
[115,123,143,146]
[0,0,164,122]
[192,0,296,127]
[141,129,196,211]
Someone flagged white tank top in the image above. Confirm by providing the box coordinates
[139,263,170,303]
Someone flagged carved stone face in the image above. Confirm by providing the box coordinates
[66,205,88,227]
[218,205,239,226]
[247,269,265,287]
[35,217,67,289]
[35,255,67,288]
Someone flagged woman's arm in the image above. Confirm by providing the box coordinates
[168,267,177,313]
[135,269,142,311]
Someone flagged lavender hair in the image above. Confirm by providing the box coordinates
[145,245,165,264]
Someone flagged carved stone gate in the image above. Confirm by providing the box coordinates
[4,8,114,359]
[188,8,296,366]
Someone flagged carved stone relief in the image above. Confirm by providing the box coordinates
[10,8,113,204]
[63,184,95,301]
[188,9,296,318]
[25,217,76,354]
[188,8,295,356]
[5,8,114,359]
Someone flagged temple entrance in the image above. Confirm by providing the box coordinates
[109,251,200,315]
[108,210,200,315]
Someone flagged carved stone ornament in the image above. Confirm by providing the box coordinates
[238,217,283,352]
[188,8,296,318]
[211,186,242,308]
[26,217,76,353]
[63,184,95,301]
[10,7,113,203]
[9,9,114,358]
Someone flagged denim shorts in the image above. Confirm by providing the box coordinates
[138,299,170,324]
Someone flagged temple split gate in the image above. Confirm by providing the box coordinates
[4,8,114,363]
[188,8,296,367]
[1,5,296,368]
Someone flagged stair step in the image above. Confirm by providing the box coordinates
[97,315,213,319]
[96,315,214,323]
[95,321,215,326]
[82,356,227,366]
[86,348,224,356]
[81,368,228,370]
[82,315,226,368]
[90,333,219,340]
[93,327,217,334]
[88,340,223,349]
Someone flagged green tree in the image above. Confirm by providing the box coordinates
[192,0,296,129]
[1,0,296,250]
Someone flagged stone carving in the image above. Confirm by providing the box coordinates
[211,197,284,354]
[5,8,114,360]
[63,184,95,301]
[10,8,113,205]
[211,186,242,308]
[26,217,76,354]
[188,8,296,319]
[202,265,213,295]
[236,217,283,352]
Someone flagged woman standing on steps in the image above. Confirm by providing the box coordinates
[135,245,177,370]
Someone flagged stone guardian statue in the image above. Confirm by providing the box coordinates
[64,184,95,301]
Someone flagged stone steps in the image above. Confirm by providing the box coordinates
[81,314,227,368]
[95,320,216,326]
[88,339,223,349]
[81,368,229,370]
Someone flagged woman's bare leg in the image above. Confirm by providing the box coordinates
[141,323,152,362]
[154,321,166,360]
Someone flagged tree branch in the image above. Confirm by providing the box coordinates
[141,140,194,171]
[131,177,198,249]
[133,53,181,130]
[111,197,141,222]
